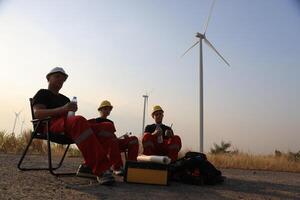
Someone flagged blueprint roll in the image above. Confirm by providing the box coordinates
[137,155,171,165]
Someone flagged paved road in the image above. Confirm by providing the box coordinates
[1,153,300,200]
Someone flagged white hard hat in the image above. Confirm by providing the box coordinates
[46,67,68,80]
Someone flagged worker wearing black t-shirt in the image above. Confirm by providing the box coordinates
[142,105,181,162]
[32,67,114,185]
[89,100,139,176]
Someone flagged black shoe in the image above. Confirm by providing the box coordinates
[76,164,97,179]
[97,170,115,185]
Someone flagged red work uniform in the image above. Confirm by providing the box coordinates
[142,124,181,162]
[88,118,139,170]
[32,89,111,176]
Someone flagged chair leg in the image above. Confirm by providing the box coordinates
[55,144,70,169]
[17,133,38,170]
[47,141,76,176]
[18,133,53,171]
[17,134,75,176]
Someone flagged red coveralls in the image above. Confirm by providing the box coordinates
[49,115,111,176]
[88,120,139,170]
[142,131,181,162]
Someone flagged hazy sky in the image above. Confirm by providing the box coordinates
[0,0,299,154]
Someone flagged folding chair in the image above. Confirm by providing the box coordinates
[17,98,76,176]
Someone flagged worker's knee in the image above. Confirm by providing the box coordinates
[130,136,138,143]
[142,133,152,143]
[170,135,182,150]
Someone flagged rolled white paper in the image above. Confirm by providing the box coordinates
[137,155,171,165]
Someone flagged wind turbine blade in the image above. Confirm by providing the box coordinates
[203,0,216,35]
[204,38,230,67]
[181,41,200,58]
[149,88,154,95]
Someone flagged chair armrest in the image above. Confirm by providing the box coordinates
[31,116,52,123]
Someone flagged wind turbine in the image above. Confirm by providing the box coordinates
[182,0,230,152]
[142,93,149,135]
[12,110,22,136]
[20,117,25,135]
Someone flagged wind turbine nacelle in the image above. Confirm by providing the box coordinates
[195,32,205,39]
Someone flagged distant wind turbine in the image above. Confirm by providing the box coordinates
[142,93,149,135]
[12,110,22,136]
[181,0,230,152]
[20,117,25,135]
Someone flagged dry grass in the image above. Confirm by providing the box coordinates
[0,130,80,156]
[177,147,300,173]
[208,153,300,173]
[2,130,300,172]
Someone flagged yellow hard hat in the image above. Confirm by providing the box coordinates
[98,100,113,110]
[151,105,164,116]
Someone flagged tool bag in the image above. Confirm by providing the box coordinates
[169,151,225,185]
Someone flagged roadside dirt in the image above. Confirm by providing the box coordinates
[1,153,299,200]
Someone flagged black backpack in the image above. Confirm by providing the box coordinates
[169,151,225,185]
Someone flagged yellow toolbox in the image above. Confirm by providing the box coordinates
[124,161,169,185]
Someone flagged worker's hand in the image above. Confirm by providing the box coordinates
[165,129,174,138]
[63,102,78,112]
[153,128,162,136]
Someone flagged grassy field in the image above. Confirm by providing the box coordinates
[1,130,300,172]
[208,153,300,173]
[0,130,81,157]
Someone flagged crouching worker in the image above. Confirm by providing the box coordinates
[89,100,139,176]
[32,67,114,185]
[142,105,182,162]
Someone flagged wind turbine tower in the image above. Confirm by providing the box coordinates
[142,93,149,135]
[12,110,22,136]
[182,0,230,152]
[20,118,25,135]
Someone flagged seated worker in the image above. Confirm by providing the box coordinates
[142,105,181,162]
[32,67,114,185]
[89,100,139,176]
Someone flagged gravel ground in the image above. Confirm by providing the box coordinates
[1,153,300,200]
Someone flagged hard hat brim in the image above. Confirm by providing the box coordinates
[151,109,164,116]
[98,105,113,111]
[46,71,68,81]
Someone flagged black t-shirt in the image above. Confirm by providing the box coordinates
[94,117,114,124]
[144,123,172,139]
[32,89,70,109]
[91,117,116,132]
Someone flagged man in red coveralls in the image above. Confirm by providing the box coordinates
[142,105,182,162]
[89,100,139,176]
[32,67,114,185]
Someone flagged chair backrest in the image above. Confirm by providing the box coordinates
[29,98,36,120]
[29,98,40,131]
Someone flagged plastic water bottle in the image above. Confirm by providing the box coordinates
[156,124,163,144]
[67,96,77,117]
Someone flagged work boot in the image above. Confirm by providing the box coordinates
[76,164,97,179]
[113,167,125,176]
[97,170,115,185]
